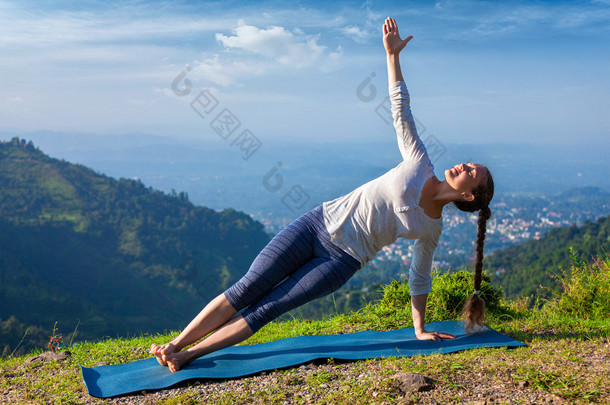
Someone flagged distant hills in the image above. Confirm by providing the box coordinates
[487,214,609,299]
[0,137,270,354]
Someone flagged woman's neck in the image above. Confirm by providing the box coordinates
[418,176,459,218]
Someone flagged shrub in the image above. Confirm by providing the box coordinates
[368,270,505,327]
[544,250,610,320]
[427,270,503,322]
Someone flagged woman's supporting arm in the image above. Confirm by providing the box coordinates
[411,294,456,341]
[383,17,412,85]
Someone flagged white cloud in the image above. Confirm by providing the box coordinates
[342,26,369,43]
[192,54,237,87]
[0,5,231,48]
[6,96,23,104]
[337,0,382,44]
[158,50,283,89]
[215,21,326,68]
[158,19,349,87]
[321,46,345,72]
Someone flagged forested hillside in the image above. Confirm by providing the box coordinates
[0,138,270,354]
[486,214,609,299]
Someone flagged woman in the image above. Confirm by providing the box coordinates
[151,17,494,373]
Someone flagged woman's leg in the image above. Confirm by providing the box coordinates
[240,255,359,334]
[223,212,318,314]
[150,293,237,365]
[151,208,319,367]
[152,206,360,372]
[163,315,253,372]
[163,255,358,372]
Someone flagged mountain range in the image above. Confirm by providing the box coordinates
[0,137,269,353]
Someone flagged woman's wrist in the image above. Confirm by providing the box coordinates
[386,53,404,83]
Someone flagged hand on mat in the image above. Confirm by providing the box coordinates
[416,330,456,341]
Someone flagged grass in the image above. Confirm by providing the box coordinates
[1,256,609,404]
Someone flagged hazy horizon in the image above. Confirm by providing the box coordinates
[3,130,608,224]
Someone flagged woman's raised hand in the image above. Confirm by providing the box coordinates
[383,17,412,55]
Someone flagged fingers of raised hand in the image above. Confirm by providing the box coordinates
[386,17,396,31]
[384,17,394,32]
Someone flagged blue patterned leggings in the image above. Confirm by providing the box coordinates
[224,205,361,333]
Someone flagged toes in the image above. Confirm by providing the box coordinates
[167,357,178,373]
[160,343,174,355]
[165,354,182,373]
[155,351,167,366]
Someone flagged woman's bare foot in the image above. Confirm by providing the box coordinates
[162,350,194,373]
[150,342,178,366]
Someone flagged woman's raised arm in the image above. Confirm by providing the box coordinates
[383,17,412,85]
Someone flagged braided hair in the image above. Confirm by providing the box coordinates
[454,167,494,333]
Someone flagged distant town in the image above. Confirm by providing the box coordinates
[255,189,610,272]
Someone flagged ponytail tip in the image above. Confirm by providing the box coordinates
[461,293,487,335]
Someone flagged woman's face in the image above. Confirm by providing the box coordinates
[445,162,486,196]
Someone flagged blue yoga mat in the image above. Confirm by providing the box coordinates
[81,320,525,398]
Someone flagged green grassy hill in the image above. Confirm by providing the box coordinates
[0,137,270,354]
[485,214,610,299]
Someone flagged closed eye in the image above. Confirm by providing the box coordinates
[467,163,476,178]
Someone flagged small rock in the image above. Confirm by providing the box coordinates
[391,372,434,393]
[319,384,329,389]
[20,350,71,368]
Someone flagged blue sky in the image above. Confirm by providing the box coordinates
[1,0,609,147]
